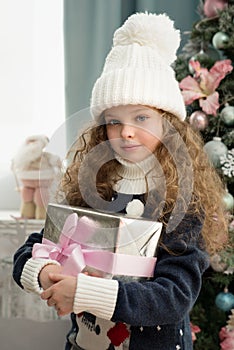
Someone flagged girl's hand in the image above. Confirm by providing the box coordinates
[39,264,62,290]
[40,273,77,317]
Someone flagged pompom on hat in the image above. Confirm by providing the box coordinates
[90,12,186,121]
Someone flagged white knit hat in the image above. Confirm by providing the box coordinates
[90,12,186,121]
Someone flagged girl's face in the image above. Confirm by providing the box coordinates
[104,104,163,163]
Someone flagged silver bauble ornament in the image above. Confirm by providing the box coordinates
[204,137,228,168]
[189,111,209,131]
[223,191,234,211]
[220,105,234,127]
[188,50,209,74]
[212,32,229,49]
[206,45,221,61]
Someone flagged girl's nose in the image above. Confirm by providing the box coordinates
[120,123,135,139]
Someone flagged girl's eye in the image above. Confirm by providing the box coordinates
[136,115,148,122]
[106,119,121,126]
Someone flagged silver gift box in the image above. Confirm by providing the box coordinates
[44,203,162,281]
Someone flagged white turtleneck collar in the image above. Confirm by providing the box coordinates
[113,154,157,195]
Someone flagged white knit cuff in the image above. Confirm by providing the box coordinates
[73,274,118,320]
[20,258,60,295]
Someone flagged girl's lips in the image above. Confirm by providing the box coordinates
[121,144,141,151]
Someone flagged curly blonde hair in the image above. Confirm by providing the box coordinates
[58,111,228,255]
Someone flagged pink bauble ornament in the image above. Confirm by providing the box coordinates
[189,111,209,131]
[204,0,228,18]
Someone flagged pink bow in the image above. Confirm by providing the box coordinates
[32,213,157,278]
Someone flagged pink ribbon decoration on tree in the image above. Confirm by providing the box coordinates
[179,59,233,116]
[32,213,157,278]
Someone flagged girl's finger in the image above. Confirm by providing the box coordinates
[48,273,66,282]
[41,289,52,300]
[47,298,56,307]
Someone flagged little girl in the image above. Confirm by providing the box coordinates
[13,12,228,350]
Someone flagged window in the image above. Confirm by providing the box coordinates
[0,0,65,209]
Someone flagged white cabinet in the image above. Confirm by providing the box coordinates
[0,212,57,320]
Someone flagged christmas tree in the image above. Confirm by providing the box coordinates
[174,1,234,348]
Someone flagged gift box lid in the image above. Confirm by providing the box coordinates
[44,203,162,256]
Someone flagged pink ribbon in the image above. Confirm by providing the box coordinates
[32,213,156,278]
